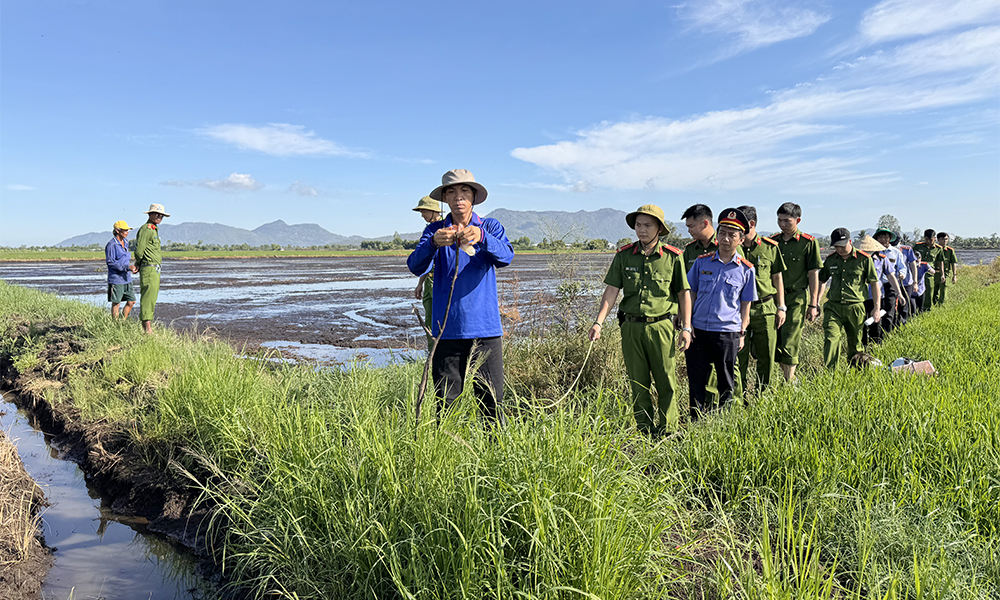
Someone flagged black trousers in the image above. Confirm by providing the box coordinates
[687,329,740,420]
[432,336,504,423]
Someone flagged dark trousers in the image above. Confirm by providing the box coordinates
[687,329,740,420]
[862,298,882,346]
[432,336,504,423]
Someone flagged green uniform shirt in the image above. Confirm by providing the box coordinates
[742,234,786,298]
[683,235,719,272]
[605,241,689,318]
[771,230,822,292]
[912,241,942,265]
[935,246,957,273]
[819,249,877,304]
[135,222,162,267]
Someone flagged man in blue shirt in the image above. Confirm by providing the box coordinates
[105,220,138,319]
[407,169,514,424]
[686,208,757,420]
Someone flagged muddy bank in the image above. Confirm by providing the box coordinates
[0,324,239,598]
[0,429,52,600]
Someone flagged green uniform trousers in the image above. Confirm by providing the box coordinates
[620,319,680,434]
[822,301,865,369]
[735,299,777,398]
[932,276,948,306]
[139,266,160,322]
[776,289,808,366]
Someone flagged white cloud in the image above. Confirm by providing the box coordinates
[679,0,830,52]
[6,184,37,191]
[160,173,263,192]
[288,181,320,196]
[860,0,1000,43]
[198,123,369,157]
[512,20,998,195]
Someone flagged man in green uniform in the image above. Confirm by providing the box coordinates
[135,203,169,334]
[412,196,445,349]
[819,228,880,369]
[735,205,786,398]
[932,232,958,306]
[771,202,822,382]
[590,205,692,436]
[912,229,941,312]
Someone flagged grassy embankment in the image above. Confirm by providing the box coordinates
[0,263,997,598]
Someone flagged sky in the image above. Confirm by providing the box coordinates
[1,0,998,246]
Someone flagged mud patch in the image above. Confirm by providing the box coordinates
[0,428,52,600]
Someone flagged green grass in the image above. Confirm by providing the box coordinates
[1,263,997,599]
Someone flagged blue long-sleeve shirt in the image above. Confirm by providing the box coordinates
[406,212,514,339]
[105,236,132,285]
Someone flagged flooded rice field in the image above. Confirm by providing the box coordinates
[0,254,611,364]
[0,394,206,600]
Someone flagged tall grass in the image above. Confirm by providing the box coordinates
[1,264,997,598]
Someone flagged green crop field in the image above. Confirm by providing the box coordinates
[1,261,997,599]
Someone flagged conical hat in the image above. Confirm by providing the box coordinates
[854,234,885,253]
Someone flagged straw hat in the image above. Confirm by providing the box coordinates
[854,234,885,253]
[625,204,668,235]
[143,203,171,217]
[429,169,488,204]
[412,196,445,213]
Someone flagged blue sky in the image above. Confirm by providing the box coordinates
[2,0,998,246]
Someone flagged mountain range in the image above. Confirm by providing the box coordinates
[57,209,687,247]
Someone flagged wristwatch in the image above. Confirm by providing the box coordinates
[777,305,787,312]
[681,326,693,333]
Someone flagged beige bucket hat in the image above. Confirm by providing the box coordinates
[854,234,885,253]
[412,196,445,213]
[429,169,488,204]
[143,203,171,217]
[625,204,668,235]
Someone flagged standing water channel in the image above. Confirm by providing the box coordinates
[0,393,208,600]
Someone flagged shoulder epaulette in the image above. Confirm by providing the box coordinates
[945,246,953,250]
[664,244,682,256]
[900,245,911,249]
[147,224,156,230]
[698,251,714,259]
[686,239,699,246]
[769,232,781,238]
[800,232,815,240]
[761,236,778,246]
[857,250,871,258]
[736,256,753,268]
[617,242,636,253]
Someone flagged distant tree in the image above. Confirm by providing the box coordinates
[616,237,632,248]
[876,214,901,234]
[585,238,609,250]
[512,236,532,249]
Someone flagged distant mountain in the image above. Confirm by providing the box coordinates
[58,220,365,247]
[482,208,687,244]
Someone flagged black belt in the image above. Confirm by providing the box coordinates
[752,294,775,306]
[618,311,671,324]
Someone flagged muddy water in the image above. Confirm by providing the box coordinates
[0,394,206,600]
[0,254,610,362]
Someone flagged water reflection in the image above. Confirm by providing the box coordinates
[0,395,206,600]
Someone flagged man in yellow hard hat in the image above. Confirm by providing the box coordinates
[105,220,138,319]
